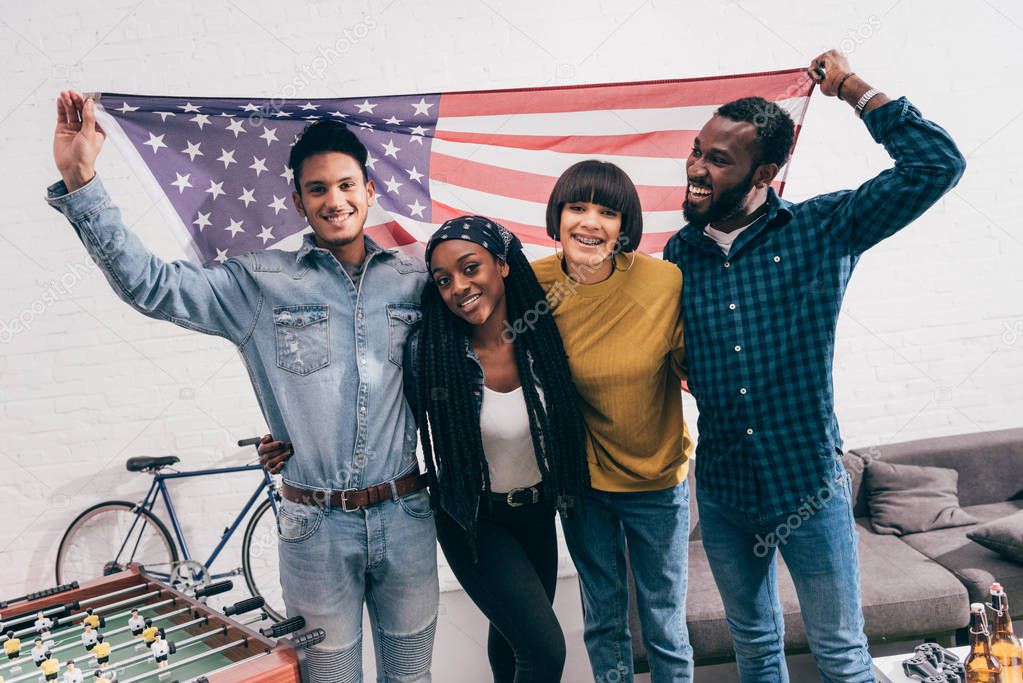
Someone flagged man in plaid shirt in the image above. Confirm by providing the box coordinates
[663,50,966,682]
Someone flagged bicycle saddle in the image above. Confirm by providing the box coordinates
[125,456,180,472]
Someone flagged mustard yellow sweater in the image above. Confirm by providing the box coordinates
[532,252,693,492]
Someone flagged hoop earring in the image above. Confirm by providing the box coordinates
[613,250,637,273]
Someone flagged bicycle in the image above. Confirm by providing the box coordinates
[54,437,287,621]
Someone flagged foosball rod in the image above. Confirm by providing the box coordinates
[0,582,151,637]
[0,597,181,664]
[92,625,232,680]
[116,637,249,683]
[5,588,164,641]
[0,582,80,609]
[60,607,196,664]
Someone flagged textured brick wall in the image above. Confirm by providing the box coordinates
[1,0,1020,599]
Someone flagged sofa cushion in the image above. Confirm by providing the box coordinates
[968,510,1023,563]
[847,428,1023,513]
[686,529,968,662]
[901,501,1023,604]
[863,461,978,535]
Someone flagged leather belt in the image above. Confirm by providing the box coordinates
[281,472,429,512]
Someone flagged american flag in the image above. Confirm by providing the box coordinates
[94,69,814,265]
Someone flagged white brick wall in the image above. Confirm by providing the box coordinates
[1,0,1021,601]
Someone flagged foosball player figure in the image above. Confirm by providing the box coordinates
[34,612,54,639]
[81,609,104,630]
[31,637,46,667]
[3,631,19,660]
[128,610,144,637]
[94,670,113,683]
[62,661,83,683]
[141,619,160,646]
[39,652,59,681]
[81,624,98,652]
[92,634,110,666]
[149,634,170,669]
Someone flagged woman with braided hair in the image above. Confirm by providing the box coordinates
[412,215,590,683]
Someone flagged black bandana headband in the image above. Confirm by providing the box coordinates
[424,215,522,271]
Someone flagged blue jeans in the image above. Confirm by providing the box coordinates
[562,481,693,683]
[697,469,873,683]
[277,489,439,683]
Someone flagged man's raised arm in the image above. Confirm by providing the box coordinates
[47,90,260,345]
[807,51,967,255]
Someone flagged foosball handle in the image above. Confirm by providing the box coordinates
[0,581,80,609]
[260,615,306,638]
[224,596,264,616]
[278,628,326,683]
[290,628,326,649]
[193,581,233,599]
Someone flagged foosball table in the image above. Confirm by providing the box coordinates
[0,565,321,682]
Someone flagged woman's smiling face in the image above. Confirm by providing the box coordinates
[429,240,509,326]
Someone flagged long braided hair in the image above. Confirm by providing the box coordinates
[416,246,590,537]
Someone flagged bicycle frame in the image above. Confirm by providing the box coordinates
[117,464,279,581]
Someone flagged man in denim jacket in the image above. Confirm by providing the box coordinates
[47,91,438,683]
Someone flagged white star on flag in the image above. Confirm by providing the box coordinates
[224,218,245,237]
[181,141,203,161]
[384,176,403,194]
[190,114,212,130]
[178,102,201,113]
[241,103,260,112]
[355,100,377,114]
[260,127,279,146]
[249,157,268,176]
[280,166,294,183]
[170,172,192,193]
[217,149,237,168]
[381,139,400,158]
[193,211,212,231]
[116,101,139,113]
[257,225,275,244]
[238,188,256,207]
[411,98,433,116]
[300,102,319,111]
[406,166,424,183]
[407,199,425,217]
[143,133,167,154]
[214,248,229,263]
[153,111,176,122]
[206,180,226,200]
[225,118,248,137]
[268,195,288,214]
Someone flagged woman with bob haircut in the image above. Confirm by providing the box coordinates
[531,160,696,682]
[415,215,591,683]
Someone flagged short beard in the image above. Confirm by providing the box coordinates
[683,168,758,228]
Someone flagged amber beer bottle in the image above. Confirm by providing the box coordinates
[966,602,1004,682]
[990,583,1023,683]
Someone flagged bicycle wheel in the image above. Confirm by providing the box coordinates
[56,501,178,584]
[241,498,286,621]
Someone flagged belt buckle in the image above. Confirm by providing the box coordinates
[338,488,360,512]
[506,486,539,508]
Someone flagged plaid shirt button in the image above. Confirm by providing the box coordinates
[734,345,741,352]
[740,388,747,395]
[728,303,736,310]
[746,428,754,435]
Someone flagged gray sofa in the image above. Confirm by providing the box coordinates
[629,427,1023,667]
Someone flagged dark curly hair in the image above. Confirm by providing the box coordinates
[715,97,795,168]
[288,121,368,192]
[415,248,590,540]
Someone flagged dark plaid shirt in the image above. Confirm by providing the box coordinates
[663,98,965,518]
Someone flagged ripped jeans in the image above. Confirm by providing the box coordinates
[277,489,440,682]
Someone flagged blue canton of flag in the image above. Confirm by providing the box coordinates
[98,93,439,264]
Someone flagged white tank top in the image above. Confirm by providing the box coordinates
[480,385,544,493]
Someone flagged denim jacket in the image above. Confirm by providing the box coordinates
[46,175,427,492]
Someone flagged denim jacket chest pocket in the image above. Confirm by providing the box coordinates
[387,303,422,368]
[274,304,330,375]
